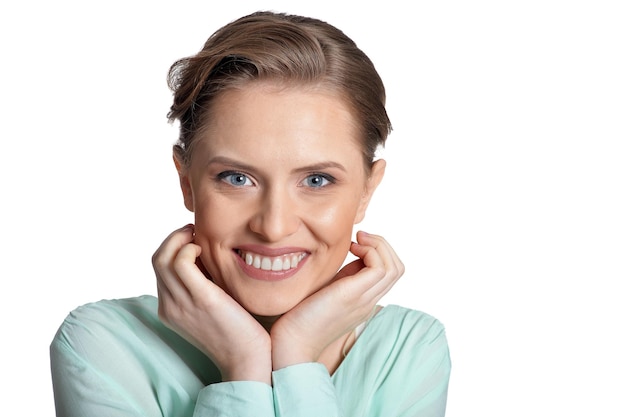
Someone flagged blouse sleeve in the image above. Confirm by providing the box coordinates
[272,363,341,416]
[379,313,451,417]
[193,382,275,417]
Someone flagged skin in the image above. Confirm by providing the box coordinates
[153,82,404,384]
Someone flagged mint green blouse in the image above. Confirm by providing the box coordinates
[50,295,450,416]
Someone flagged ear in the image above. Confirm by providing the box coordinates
[173,152,194,212]
[354,159,386,224]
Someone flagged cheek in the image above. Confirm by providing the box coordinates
[305,196,361,243]
[191,195,243,260]
[193,195,223,235]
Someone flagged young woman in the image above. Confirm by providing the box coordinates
[51,11,451,416]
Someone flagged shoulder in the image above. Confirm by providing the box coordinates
[334,305,451,413]
[50,295,171,359]
[50,296,218,415]
[82,295,157,319]
[347,304,450,370]
[64,294,159,319]
[50,294,218,386]
[53,295,159,341]
[359,304,451,376]
[374,304,448,344]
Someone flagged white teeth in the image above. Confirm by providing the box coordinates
[239,251,305,271]
[271,258,282,271]
[261,258,272,270]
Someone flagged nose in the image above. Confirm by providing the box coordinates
[248,187,300,242]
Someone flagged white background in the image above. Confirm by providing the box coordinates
[1,1,625,415]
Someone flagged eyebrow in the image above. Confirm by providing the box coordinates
[205,156,348,174]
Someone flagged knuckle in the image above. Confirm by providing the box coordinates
[394,259,405,276]
[152,254,170,272]
[151,251,164,267]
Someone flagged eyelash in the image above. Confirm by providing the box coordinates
[303,173,336,188]
[217,171,253,187]
[216,171,336,188]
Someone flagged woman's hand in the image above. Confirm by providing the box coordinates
[153,224,272,384]
[270,231,404,370]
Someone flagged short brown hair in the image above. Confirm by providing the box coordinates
[167,11,392,168]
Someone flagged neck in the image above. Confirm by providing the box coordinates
[252,313,281,333]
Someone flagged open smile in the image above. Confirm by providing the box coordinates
[233,248,309,282]
[236,249,307,271]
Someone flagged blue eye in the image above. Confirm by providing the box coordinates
[218,172,253,187]
[304,174,333,188]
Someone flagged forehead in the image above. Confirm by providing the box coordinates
[193,83,365,165]
[213,81,357,128]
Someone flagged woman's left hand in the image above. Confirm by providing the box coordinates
[270,231,404,370]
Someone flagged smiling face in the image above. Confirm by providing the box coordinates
[176,83,385,317]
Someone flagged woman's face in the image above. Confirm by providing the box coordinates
[177,83,385,317]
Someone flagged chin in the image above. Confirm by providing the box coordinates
[238,293,302,318]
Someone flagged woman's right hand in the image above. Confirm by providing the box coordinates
[152,224,272,384]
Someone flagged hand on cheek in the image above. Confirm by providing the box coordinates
[153,225,272,384]
[271,230,404,371]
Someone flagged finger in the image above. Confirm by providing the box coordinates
[356,231,404,274]
[357,231,405,281]
[156,272,174,300]
[172,242,213,296]
[329,242,386,304]
[152,224,195,269]
[153,224,196,301]
[353,232,404,300]
[349,239,385,275]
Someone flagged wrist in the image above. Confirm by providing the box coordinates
[220,337,272,384]
[221,355,272,385]
[271,334,319,371]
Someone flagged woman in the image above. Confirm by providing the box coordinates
[51,11,451,416]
